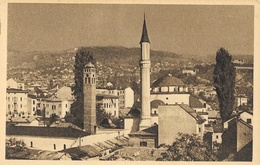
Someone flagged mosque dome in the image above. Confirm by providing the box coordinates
[151,74,185,88]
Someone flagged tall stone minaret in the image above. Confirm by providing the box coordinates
[139,15,151,130]
[83,61,97,134]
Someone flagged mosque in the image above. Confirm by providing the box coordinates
[125,16,207,148]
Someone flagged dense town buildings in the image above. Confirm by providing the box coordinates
[6,15,253,161]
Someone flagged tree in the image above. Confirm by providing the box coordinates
[159,133,216,161]
[213,48,236,122]
[70,48,96,128]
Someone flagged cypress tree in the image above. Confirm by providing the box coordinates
[213,48,236,122]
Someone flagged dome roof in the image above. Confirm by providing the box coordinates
[151,100,165,108]
[85,62,95,68]
[151,75,185,88]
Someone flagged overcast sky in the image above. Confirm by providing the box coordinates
[7,3,254,56]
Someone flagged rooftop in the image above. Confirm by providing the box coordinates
[151,75,185,88]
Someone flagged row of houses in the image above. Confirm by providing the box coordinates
[6,78,134,119]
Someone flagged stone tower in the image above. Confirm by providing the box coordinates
[83,61,97,134]
[139,15,151,130]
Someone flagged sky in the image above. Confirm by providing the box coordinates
[7,3,254,56]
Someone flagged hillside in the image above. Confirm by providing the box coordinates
[7,46,182,69]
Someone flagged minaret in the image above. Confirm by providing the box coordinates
[139,15,151,130]
[83,62,97,134]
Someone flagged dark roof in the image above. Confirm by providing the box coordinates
[50,122,83,131]
[96,94,119,99]
[140,14,150,43]
[6,125,89,138]
[28,94,37,99]
[6,88,28,93]
[151,75,185,88]
[179,104,206,124]
[189,95,205,108]
[234,140,252,161]
[129,124,158,136]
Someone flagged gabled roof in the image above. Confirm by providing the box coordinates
[179,104,206,124]
[140,14,150,43]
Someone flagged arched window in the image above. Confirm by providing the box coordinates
[30,141,33,147]
[54,144,56,150]
[64,144,66,150]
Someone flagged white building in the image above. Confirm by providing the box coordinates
[150,75,190,107]
[96,94,119,117]
[6,88,28,117]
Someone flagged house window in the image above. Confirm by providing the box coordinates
[140,141,147,147]
[20,104,22,108]
[20,97,22,101]
[216,135,219,139]
[54,144,56,150]
[247,119,252,124]
[154,110,157,114]
[30,141,33,147]
[199,128,201,132]
[65,104,67,108]
[166,97,168,100]
[64,144,66,150]
[33,100,35,105]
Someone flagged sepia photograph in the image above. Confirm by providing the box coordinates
[2,0,259,162]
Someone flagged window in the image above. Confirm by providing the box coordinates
[20,97,22,101]
[65,104,67,108]
[63,144,66,150]
[166,97,168,100]
[114,111,116,116]
[199,128,201,132]
[20,104,22,108]
[33,100,35,105]
[216,135,219,139]
[54,144,56,150]
[247,119,252,124]
[140,141,147,147]
[30,141,33,147]
[46,104,49,107]
[33,107,35,111]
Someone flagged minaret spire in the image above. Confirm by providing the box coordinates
[140,13,150,44]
